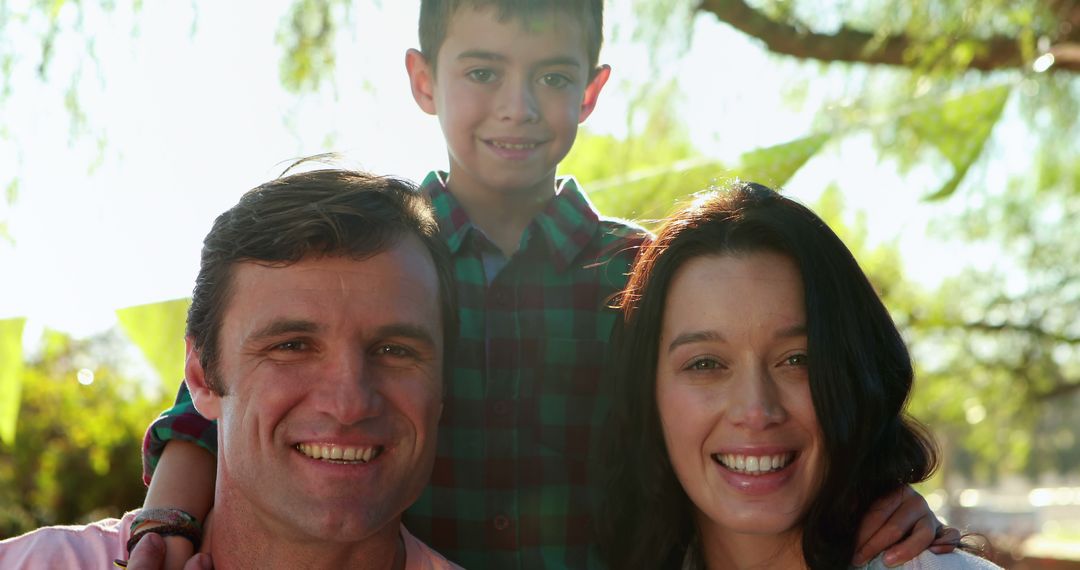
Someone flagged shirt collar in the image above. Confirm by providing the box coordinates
[421,171,601,272]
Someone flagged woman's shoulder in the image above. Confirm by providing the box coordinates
[858,549,1002,570]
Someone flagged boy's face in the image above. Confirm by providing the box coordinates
[407,6,609,199]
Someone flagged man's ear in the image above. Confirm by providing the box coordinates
[405,48,438,115]
[578,64,611,123]
[184,336,222,420]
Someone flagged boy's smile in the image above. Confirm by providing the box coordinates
[407,5,609,204]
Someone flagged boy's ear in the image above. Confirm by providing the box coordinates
[405,48,438,116]
[578,64,611,123]
[184,336,222,420]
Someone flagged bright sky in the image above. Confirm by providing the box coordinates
[1,0,1015,338]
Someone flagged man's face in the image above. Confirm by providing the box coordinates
[192,237,443,543]
[406,5,609,199]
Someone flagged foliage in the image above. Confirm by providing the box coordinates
[0,330,169,539]
[0,318,26,446]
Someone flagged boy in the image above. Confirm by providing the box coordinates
[138,1,953,568]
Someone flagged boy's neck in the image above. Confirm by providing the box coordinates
[446,173,558,257]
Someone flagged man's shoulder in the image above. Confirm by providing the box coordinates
[402,524,464,570]
[0,511,136,568]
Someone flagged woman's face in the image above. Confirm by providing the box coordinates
[656,251,824,542]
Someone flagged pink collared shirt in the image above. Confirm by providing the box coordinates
[0,510,461,569]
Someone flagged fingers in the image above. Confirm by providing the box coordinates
[929,526,961,554]
[126,532,165,570]
[182,553,213,570]
[853,486,941,566]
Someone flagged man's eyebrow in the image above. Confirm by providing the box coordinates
[667,330,724,354]
[375,323,438,348]
[456,50,581,67]
[247,319,322,343]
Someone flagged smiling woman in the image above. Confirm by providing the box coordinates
[597,183,1001,570]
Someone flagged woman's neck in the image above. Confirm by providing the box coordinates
[698,526,807,570]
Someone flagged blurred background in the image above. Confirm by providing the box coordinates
[0,1,1078,566]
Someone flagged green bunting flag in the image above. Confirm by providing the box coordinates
[116,298,191,390]
[0,317,26,445]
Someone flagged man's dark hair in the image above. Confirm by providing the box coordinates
[187,167,457,393]
[418,0,604,73]
[597,182,938,569]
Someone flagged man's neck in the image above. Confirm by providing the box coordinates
[445,173,557,257]
[206,503,405,570]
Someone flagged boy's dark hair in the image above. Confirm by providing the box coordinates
[597,182,938,569]
[418,0,604,72]
[187,166,458,393]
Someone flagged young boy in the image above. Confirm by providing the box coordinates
[138,1,954,568]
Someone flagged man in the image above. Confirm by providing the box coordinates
[0,168,461,569]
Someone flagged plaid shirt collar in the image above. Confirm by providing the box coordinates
[420,171,601,273]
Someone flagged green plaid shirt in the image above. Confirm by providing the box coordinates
[142,171,648,569]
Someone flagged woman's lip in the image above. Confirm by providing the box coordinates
[713,452,799,495]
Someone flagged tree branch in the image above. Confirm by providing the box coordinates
[697,0,1080,73]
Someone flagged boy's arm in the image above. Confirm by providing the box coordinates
[137,381,218,570]
[851,486,960,567]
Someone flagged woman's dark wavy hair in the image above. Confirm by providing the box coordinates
[596,182,938,569]
[186,166,458,394]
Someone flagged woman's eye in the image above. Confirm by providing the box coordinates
[686,358,720,371]
[539,73,570,88]
[785,353,809,367]
[467,69,496,83]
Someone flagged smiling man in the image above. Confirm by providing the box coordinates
[0,168,461,570]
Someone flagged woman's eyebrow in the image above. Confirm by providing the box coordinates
[667,330,724,353]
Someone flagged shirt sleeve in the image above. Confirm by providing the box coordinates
[142,381,218,485]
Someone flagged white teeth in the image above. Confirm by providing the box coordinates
[296,443,380,463]
[491,140,536,150]
[714,452,794,475]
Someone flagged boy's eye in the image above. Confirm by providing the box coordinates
[538,73,571,88]
[466,69,497,83]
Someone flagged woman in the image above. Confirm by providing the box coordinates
[597,183,997,569]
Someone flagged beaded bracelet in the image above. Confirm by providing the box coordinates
[129,508,202,536]
[114,522,203,568]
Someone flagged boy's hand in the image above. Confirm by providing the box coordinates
[126,532,213,570]
[852,485,959,567]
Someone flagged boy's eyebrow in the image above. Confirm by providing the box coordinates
[457,50,581,67]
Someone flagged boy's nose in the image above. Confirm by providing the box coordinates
[497,80,540,123]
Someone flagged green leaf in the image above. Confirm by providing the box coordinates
[733,133,831,189]
[587,158,731,224]
[901,85,1012,200]
[116,298,191,388]
[0,318,26,446]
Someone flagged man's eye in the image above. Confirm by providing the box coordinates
[273,340,308,352]
[375,344,414,359]
[539,73,570,88]
[467,69,496,83]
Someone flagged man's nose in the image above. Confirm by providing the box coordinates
[497,78,540,123]
[728,364,787,430]
[315,353,384,424]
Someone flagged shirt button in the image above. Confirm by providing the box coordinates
[494,401,510,415]
[493,515,510,531]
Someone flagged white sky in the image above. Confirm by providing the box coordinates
[0,0,1019,337]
